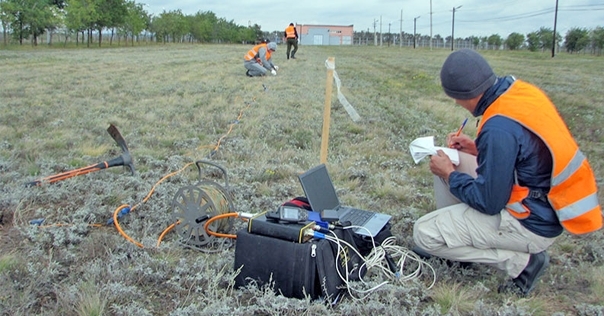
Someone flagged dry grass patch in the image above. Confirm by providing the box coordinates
[430,282,478,315]
[1,44,603,315]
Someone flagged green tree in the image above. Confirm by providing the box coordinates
[3,0,55,45]
[250,23,262,42]
[487,34,502,50]
[536,26,561,52]
[64,0,97,46]
[0,0,12,44]
[468,36,479,49]
[155,10,187,43]
[565,27,589,53]
[538,27,554,51]
[188,10,216,43]
[119,0,146,45]
[592,26,604,55]
[505,32,525,50]
[480,36,488,49]
[93,0,127,46]
[526,31,540,51]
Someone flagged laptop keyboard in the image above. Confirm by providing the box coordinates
[339,208,374,226]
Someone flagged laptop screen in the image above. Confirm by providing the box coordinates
[298,164,340,212]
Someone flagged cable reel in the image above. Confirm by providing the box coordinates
[171,160,236,252]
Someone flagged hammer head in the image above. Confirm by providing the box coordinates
[107,124,136,175]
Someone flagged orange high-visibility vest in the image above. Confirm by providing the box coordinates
[244,43,269,62]
[477,80,602,235]
[285,25,296,39]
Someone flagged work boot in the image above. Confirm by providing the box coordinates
[411,245,474,268]
[411,245,432,260]
[246,70,252,77]
[498,251,550,296]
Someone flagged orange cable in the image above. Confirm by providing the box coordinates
[114,98,255,248]
[31,99,255,247]
[157,221,178,247]
[113,204,143,248]
[203,212,241,239]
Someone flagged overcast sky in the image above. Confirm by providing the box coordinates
[143,0,603,39]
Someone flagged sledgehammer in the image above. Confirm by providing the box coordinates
[26,124,135,187]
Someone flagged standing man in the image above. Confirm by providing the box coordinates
[413,49,602,296]
[244,41,278,77]
[284,23,298,59]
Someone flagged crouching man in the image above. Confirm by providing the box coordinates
[243,41,278,77]
[413,49,602,296]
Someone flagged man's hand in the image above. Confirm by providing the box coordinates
[447,133,478,156]
[271,69,277,76]
[429,150,456,180]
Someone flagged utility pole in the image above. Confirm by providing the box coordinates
[388,22,391,47]
[373,19,378,46]
[380,15,383,46]
[451,5,462,51]
[552,0,559,57]
[430,0,433,50]
[413,16,420,49]
[400,9,403,48]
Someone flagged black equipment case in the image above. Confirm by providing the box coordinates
[233,229,346,301]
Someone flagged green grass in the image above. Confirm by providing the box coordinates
[0,44,603,315]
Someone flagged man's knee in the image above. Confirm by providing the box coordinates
[413,216,434,250]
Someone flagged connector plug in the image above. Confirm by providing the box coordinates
[304,229,326,239]
[107,206,131,225]
[385,250,399,277]
[29,218,45,226]
[238,212,255,219]
[313,225,330,234]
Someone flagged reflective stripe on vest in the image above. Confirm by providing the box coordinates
[244,43,265,61]
[552,150,584,186]
[477,79,602,234]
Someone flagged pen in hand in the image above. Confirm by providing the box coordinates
[449,118,468,148]
[454,118,468,137]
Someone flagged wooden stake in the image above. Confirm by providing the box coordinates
[320,57,335,164]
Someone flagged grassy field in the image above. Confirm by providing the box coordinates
[0,43,603,315]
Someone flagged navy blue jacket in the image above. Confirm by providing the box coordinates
[448,76,563,238]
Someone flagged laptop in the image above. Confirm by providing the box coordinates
[298,164,391,237]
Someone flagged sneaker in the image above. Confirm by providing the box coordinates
[245,70,252,77]
[498,251,549,296]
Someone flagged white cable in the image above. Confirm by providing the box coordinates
[324,232,387,301]
[321,229,437,301]
[324,59,361,122]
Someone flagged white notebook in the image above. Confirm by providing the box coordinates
[409,136,460,165]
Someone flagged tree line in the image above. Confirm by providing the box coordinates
[1,0,602,55]
[0,0,264,46]
[356,26,604,54]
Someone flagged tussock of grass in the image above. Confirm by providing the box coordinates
[0,253,20,273]
[1,44,603,314]
[430,282,478,315]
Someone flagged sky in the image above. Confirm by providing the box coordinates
[143,0,603,39]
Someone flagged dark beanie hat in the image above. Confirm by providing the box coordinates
[440,49,496,100]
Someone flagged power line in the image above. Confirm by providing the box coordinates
[459,9,555,23]
[458,6,604,24]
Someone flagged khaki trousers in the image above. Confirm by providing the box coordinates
[413,152,556,277]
